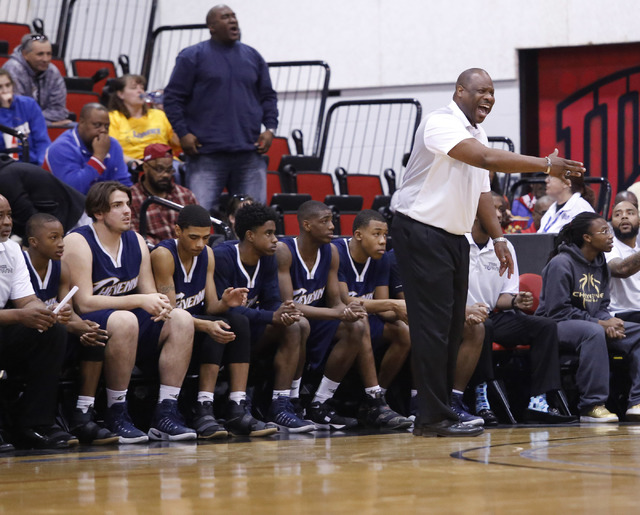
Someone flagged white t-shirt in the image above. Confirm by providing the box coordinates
[466,234,519,310]
[391,101,491,235]
[0,239,35,308]
[538,192,595,234]
[605,237,640,314]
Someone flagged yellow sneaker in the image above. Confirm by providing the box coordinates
[580,405,619,423]
[625,404,640,422]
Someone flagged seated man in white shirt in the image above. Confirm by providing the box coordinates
[0,194,77,450]
[451,206,575,425]
[606,200,640,323]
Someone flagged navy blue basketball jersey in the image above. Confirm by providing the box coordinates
[213,240,281,324]
[72,224,141,296]
[23,252,60,307]
[281,237,331,307]
[334,238,390,300]
[155,239,207,316]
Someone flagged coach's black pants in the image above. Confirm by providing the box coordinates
[392,214,468,425]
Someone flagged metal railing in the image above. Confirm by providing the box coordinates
[138,196,231,241]
[268,61,330,156]
[58,0,157,73]
[318,99,422,183]
[488,136,516,195]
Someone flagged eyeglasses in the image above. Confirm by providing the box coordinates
[29,34,48,42]
[146,163,174,175]
[592,227,612,236]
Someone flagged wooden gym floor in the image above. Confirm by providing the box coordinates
[1,423,639,513]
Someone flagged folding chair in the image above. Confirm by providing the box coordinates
[335,167,397,209]
[325,195,363,237]
[265,136,290,172]
[0,23,30,51]
[270,193,311,235]
[66,91,101,119]
[72,59,118,95]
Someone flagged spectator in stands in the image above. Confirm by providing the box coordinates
[108,74,181,168]
[130,143,198,245]
[521,195,553,233]
[390,67,585,438]
[164,4,278,210]
[614,190,638,209]
[0,154,89,239]
[214,203,314,433]
[606,200,640,323]
[225,194,254,239]
[45,103,132,195]
[0,195,77,449]
[22,213,117,445]
[452,205,574,426]
[63,181,196,443]
[0,69,50,165]
[334,211,411,406]
[536,212,640,422]
[511,176,546,228]
[1,33,71,126]
[538,173,595,233]
[277,200,411,430]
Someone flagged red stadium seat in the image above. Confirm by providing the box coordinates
[296,172,336,202]
[266,171,282,206]
[0,23,30,51]
[51,58,67,76]
[266,136,290,172]
[72,59,117,94]
[66,90,100,119]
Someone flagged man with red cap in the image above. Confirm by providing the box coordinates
[130,143,198,245]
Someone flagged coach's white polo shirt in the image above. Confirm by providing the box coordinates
[391,100,491,235]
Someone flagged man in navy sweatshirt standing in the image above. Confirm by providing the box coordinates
[163,4,278,211]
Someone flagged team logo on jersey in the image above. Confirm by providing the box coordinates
[293,287,325,305]
[93,276,139,296]
[176,289,206,310]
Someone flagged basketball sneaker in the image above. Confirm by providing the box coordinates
[268,396,315,433]
[626,404,640,422]
[224,400,278,437]
[192,401,228,439]
[450,393,484,427]
[361,392,413,430]
[148,399,197,441]
[69,407,119,445]
[306,400,358,430]
[580,405,619,423]
[105,401,148,444]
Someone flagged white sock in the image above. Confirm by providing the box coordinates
[290,378,301,399]
[452,389,464,397]
[158,384,181,403]
[76,395,95,413]
[313,376,340,404]
[364,385,383,399]
[106,389,127,408]
[229,391,247,404]
[272,389,290,400]
[411,389,418,398]
[198,391,214,403]
[380,387,387,396]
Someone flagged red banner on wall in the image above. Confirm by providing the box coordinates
[521,43,640,196]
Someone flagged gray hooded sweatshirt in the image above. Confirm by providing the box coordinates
[1,46,69,123]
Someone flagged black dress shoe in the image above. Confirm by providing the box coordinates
[477,409,499,427]
[16,425,78,450]
[413,419,484,437]
[0,431,14,453]
[525,408,577,424]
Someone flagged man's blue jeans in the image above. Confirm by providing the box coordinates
[186,151,267,211]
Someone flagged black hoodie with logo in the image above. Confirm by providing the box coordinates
[535,242,612,322]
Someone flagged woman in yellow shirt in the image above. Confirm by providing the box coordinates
[108,74,181,167]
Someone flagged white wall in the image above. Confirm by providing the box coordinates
[153,0,639,151]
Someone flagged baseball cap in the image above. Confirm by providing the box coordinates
[143,143,172,162]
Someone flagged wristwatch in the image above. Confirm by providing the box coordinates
[493,237,508,244]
